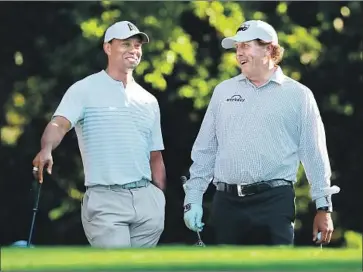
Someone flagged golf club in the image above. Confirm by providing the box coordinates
[181,175,206,247]
[27,181,42,247]
[317,232,323,251]
[195,230,206,247]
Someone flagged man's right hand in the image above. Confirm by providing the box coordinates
[183,203,204,232]
[32,148,53,183]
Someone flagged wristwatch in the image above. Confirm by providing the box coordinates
[184,203,191,213]
[317,206,332,213]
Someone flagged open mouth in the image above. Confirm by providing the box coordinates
[240,60,247,66]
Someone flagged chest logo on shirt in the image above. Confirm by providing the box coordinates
[226,95,245,102]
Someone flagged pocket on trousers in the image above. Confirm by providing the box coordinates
[81,190,97,222]
[151,183,166,209]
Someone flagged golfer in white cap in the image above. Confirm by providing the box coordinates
[32,21,166,248]
[183,20,339,246]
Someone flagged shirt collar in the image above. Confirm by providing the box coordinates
[237,66,285,85]
[101,70,135,87]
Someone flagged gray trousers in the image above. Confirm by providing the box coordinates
[81,182,165,248]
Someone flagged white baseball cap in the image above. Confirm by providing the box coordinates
[221,20,278,49]
[104,21,149,43]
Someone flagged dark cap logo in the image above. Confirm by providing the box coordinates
[127,23,137,31]
[236,23,250,33]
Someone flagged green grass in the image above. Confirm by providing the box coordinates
[1,246,361,271]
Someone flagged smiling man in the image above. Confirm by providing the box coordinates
[32,21,166,248]
[183,20,340,246]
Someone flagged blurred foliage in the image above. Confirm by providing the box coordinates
[344,231,362,249]
[0,1,362,246]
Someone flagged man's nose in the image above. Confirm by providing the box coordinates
[236,50,245,58]
[236,46,245,55]
[236,48,244,57]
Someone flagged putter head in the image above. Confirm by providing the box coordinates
[195,231,206,247]
[195,239,206,247]
[11,240,34,248]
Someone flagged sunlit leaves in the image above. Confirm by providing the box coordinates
[80,19,107,39]
[276,2,288,15]
[333,18,344,32]
[12,93,25,108]
[144,15,161,27]
[101,10,121,24]
[1,126,23,146]
[1,76,56,146]
[278,25,322,66]
[14,51,23,66]
[340,6,351,17]
[324,94,354,116]
[6,110,27,126]
[344,231,363,249]
[145,71,167,90]
[48,199,77,221]
[170,28,196,66]
[192,1,244,36]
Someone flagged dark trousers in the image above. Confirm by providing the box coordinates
[211,185,296,245]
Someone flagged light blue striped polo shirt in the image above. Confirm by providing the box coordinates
[184,67,337,209]
[53,70,164,186]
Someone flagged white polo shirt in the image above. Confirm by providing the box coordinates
[53,70,164,186]
[184,67,335,209]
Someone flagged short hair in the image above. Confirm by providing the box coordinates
[256,39,284,64]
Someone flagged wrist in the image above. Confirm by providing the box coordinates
[183,203,202,213]
[315,195,333,211]
[317,206,332,213]
[184,190,204,206]
[41,141,53,153]
[152,180,165,192]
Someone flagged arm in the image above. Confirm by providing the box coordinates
[149,100,166,190]
[32,83,84,182]
[183,89,219,206]
[150,151,166,191]
[40,117,71,152]
[298,89,338,211]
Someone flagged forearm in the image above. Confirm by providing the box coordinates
[150,151,166,191]
[299,91,338,209]
[41,121,68,151]
[300,132,334,209]
[183,142,217,206]
[184,89,218,205]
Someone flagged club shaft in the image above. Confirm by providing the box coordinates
[27,183,42,247]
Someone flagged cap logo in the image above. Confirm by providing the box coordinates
[236,24,250,33]
[127,23,137,31]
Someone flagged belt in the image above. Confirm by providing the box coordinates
[216,179,293,197]
[86,178,150,190]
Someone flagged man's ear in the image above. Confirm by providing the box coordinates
[266,44,273,57]
[103,42,111,56]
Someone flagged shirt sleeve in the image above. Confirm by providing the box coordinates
[150,100,164,151]
[183,88,219,206]
[52,82,85,130]
[298,89,337,210]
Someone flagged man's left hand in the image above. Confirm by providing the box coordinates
[312,211,334,244]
